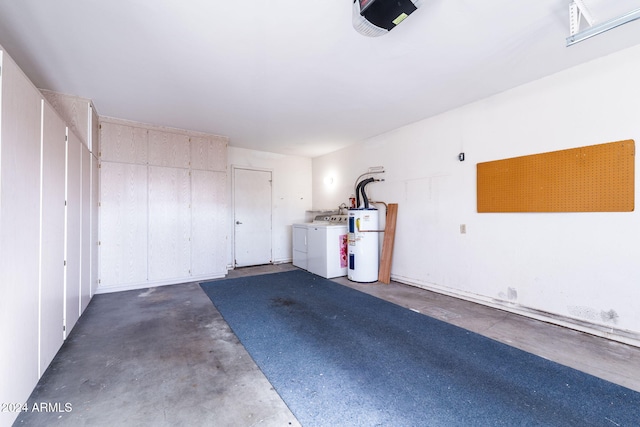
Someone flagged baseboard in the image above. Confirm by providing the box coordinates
[391,274,640,349]
[95,273,227,294]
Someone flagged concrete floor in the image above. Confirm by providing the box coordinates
[14,263,640,426]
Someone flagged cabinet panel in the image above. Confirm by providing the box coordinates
[191,170,227,276]
[191,136,227,171]
[100,122,148,164]
[0,52,43,412]
[39,102,66,376]
[41,90,90,149]
[90,104,99,155]
[91,154,99,297]
[65,131,83,337]
[80,146,92,313]
[98,121,228,290]
[148,130,190,168]
[148,166,191,281]
[99,162,148,287]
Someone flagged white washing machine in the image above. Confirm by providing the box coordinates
[307,223,348,278]
[291,215,348,279]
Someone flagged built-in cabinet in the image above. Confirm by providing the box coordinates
[41,89,101,301]
[99,119,228,292]
[0,45,225,426]
[0,48,98,427]
[65,130,83,335]
[0,50,42,425]
[39,101,67,375]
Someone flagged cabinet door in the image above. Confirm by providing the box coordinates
[39,102,67,375]
[65,131,83,337]
[91,154,99,297]
[99,162,148,288]
[191,170,227,277]
[100,122,148,164]
[90,103,99,154]
[80,146,92,313]
[41,90,90,150]
[190,136,227,171]
[0,52,43,410]
[148,130,190,168]
[148,166,191,281]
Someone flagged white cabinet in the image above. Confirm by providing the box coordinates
[90,154,100,297]
[65,131,83,336]
[292,224,308,269]
[99,162,149,287]
[191,170,227,277]
[100,121,148,164]
[80,146,92,313]
[39,89,100,332]
[0,50,44,419]
[0,47,99,427]
[190,135,227,171]
[148,129,190,168]
[98,119,229,292]
[148,166,192,281]
[39,101,67,375]
[40,89,99,154]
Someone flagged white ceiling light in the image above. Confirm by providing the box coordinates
[352,0,424,37]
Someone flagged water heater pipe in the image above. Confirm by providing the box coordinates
[353,170,385,199]
[360,178,376,209]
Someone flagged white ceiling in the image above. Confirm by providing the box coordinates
[1,1,640,157]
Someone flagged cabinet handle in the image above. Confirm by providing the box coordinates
[236,221,242,225]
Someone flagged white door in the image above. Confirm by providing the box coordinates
[234,168,272,267]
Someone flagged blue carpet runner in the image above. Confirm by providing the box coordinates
[201,270,640,426]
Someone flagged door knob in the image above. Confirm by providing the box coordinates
[236,221,242,225]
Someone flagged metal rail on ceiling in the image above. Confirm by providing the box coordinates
[567,1,640,46]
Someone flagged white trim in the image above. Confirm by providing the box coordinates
[391,273,640,349]
[94,273,227,294]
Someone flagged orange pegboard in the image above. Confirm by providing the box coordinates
[477,140,635,212]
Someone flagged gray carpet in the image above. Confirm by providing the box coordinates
[201,270,640,426]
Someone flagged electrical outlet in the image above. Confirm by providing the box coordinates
[460,224,466,234]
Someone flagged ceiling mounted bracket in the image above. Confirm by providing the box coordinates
[569,0,595,37]
[567,1,640,46]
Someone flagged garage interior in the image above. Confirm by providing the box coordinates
[2,1,640,426]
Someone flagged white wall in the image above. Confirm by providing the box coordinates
[312,43,640,346]
[228,147,312,266]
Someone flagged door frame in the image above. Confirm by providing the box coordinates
[231,165,273,268]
